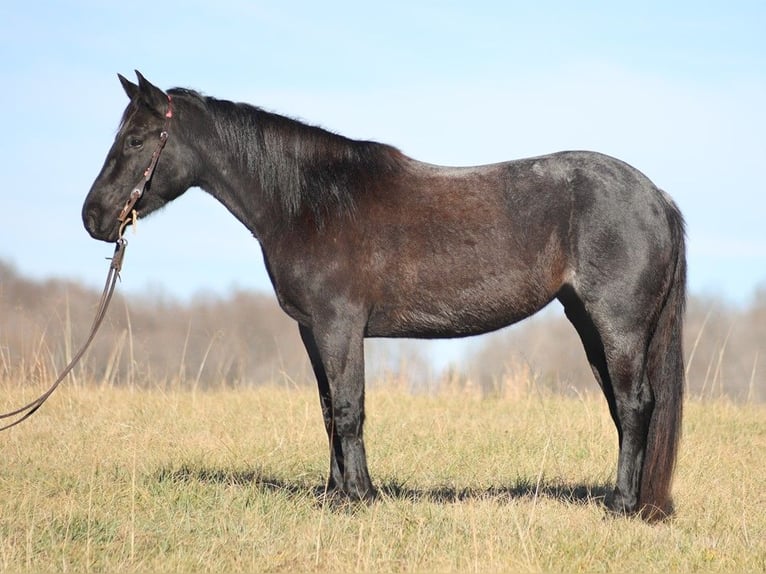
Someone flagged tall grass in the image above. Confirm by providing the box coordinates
[1,377,764,573]
[1,269,764,571]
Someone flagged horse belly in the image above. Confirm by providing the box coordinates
[364,265,560,339]
[361,216,568,338]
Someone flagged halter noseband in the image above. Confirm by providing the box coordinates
[117,94,174,235]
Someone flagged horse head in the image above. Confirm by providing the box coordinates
[82,71,195,242]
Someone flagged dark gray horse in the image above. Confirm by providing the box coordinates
[83,72,686,521]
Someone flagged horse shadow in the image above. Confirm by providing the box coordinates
[377,479,611,507]
[156,465,612,510]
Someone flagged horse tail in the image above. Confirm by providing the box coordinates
[640,196,686,521]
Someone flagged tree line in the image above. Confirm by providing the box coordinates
[1,260,763,401]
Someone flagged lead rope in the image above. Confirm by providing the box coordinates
[0,237,128,431]
[0,94,173,432]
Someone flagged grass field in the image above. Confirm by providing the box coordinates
[1,380,764,573]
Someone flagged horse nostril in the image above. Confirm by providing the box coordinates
[83,206,102,235]
[84,210,95,231]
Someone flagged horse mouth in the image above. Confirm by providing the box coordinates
[83,206,121,243]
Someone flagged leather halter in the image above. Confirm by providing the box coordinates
[117,94,174,235]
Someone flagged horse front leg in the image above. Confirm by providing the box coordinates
[300,322,374,501]
[299,324,344,492]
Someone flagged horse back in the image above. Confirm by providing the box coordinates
[265,151,673,339]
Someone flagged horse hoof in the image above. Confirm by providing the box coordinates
[604,490,638,516]
[316,484,377,507]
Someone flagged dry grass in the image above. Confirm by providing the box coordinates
[1,378,764,573]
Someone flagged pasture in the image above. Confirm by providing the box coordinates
[1,379,763,573]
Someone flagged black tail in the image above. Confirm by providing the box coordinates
[640,198,686,520]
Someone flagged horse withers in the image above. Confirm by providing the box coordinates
[83,72,685,521]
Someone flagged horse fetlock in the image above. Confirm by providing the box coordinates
[605,488,639,516]
[323,474,376,503]
[344,478,377,502]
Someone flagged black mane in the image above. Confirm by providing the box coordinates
[169,88,405,224]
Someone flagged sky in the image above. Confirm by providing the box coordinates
[1,3,765,328]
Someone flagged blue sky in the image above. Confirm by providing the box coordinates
[1,1,765,312]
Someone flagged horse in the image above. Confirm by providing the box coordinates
[82,71,686,521]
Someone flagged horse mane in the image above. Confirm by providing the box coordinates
[168,88,405,225]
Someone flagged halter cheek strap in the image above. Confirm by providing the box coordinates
[117,95,174,235]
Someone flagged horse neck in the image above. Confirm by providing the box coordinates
[181,100,281,240]
[179,94,405,242]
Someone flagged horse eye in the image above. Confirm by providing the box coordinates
[127,136,144,149]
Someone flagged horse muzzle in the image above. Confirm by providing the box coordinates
[82,201,121,243]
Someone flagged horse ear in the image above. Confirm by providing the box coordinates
[118,73,139,101]
[134,70,168,114]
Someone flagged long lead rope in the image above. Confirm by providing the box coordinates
[1,92,173,432]
[0,239,127,432]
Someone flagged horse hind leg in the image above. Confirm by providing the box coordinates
[601,345,654,515]
[559,286,619,432]
[559,286,654,515]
